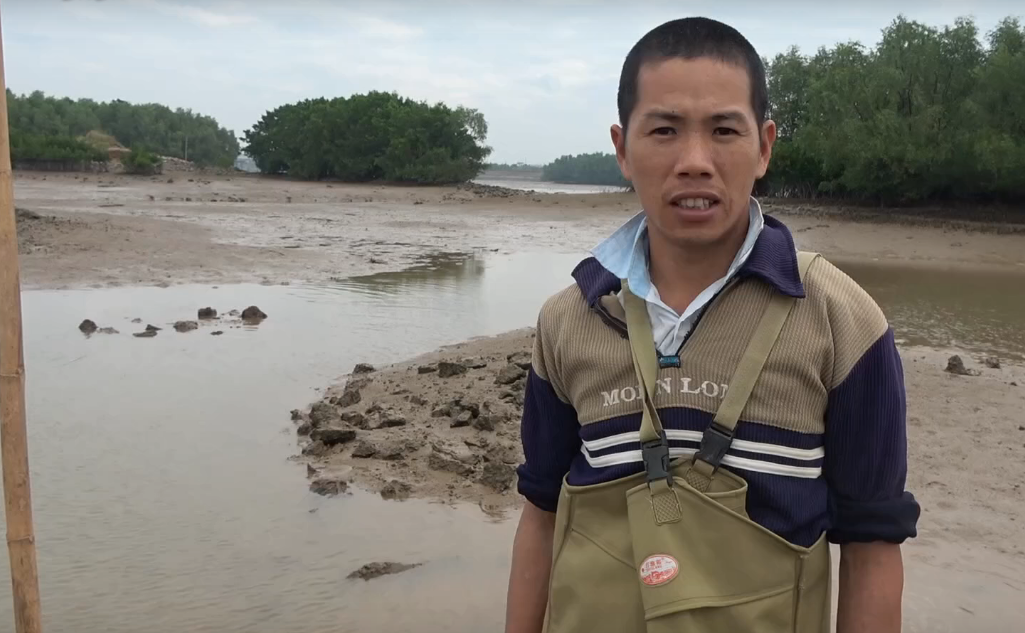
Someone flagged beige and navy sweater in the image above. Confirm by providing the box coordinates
[516,215,920,548]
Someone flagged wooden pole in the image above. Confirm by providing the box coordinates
[0,2,44,632]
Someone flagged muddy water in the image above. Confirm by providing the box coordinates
[1,250,1023,633]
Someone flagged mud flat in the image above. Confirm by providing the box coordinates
[13,171,1025,291]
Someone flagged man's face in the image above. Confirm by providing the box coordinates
[611,57,775,250]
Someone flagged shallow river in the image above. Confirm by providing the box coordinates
[1,249,1023,632]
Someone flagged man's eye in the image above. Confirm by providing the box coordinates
[714,127,738,136]
[651,127,675,136]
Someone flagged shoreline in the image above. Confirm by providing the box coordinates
[293,326,1025,565]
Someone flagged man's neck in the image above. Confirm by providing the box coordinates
[647,215,750,315]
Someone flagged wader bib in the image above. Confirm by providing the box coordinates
[543,251,831,633]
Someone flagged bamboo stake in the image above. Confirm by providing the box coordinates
[0,3,44,632]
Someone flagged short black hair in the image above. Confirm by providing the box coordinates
[617,17,768,132]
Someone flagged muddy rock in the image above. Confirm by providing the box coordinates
[438,361,468,378]
[376,441,408,461]
[379,412,408,428]
[945,355,974,376]
[496,363,527,385]
[198,307,217,319]
[97,327,119,335]
[241,305,267,322]
[352,441,378,458]
[146,324,161,332]
[353,363,376,374]
[311,428,357,446]
[296,422,312,436]
[432,404,452,418]
[480,462,516,492]
[302,440,329,457]
[131,318,143,324]
[340,411,368,428]
[310,477,348,496]
[133,330,157,338]
[472,414,496,432]
[417,364,438,374]
[451,410,473,428]
[381,480,412,501]
[408,394,429,407]
[309,401,338,428]
[79,319,98,334]
[465,358,489,370]
[291,409,304,421]
[174,320,199,333]
[429,452,474,477]
[984,357,1002,369]
[347,561,422,581]
[507,351,532,370]
[335,388,362,408]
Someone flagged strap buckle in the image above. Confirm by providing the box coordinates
[694,422,734,472]
[641,437,673,485]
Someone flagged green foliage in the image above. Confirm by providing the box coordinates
[541,152,630,187]
[6,90,239,167]
[242,91,492,184]
[121,147,164,175]
[11,131,108,166]
[761,15,1025,204]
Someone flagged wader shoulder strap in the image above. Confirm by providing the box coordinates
[689,250,820,487]
[621,280,664,446]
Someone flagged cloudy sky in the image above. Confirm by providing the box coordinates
[3,0,1020,164]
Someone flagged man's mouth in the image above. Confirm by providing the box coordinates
[673,197,717,210]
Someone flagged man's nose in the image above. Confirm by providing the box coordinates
[672,132,714,178]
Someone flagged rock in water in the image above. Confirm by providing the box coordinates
[310,478,347,496]
[353,363,376,374]
[97,327,119,335]
[145,324,161,332]
[945,355,972,376]
[310,428,357,446]
[241,306,267,322]
[347,561,422,581]
[480,462,516,492]
[380,480,412,500]
[309,401,338,428]
[133,330,157,338]
[174,320,199,333]
[198,307,217,319]
[335,388,362,408]
[495,363,527,385]
[438,361,467,378]
[79,319,98,334]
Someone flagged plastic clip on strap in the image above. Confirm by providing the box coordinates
[622,280,682,524]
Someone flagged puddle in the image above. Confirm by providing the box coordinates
[0,248,1021,632]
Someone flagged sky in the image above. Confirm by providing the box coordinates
[2,0,1021,165]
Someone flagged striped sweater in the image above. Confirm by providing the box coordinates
[516,215,920,548]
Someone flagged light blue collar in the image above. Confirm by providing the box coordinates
[591,198,765,302]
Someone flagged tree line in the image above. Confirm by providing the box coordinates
[7,89,240,168]
[242,91,491,184]
[761,15,1025,204]
[541,152,629,187]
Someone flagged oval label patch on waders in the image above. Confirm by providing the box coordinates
[639,554,679,586]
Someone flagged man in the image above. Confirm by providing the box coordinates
[505,16,919,633]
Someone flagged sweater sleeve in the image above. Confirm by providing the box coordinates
[822,283,921,544]
[515,311,582,513]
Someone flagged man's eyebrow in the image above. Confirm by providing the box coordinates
[640,109,749,124]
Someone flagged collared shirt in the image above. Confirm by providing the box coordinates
[591,197,765,356]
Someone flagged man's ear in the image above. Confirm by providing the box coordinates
[611,124,631,181]
[755,119,777,179]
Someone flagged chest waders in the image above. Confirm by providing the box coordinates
[543,251,831,633]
